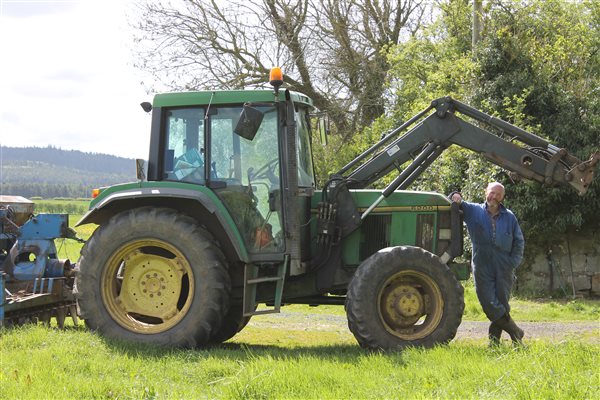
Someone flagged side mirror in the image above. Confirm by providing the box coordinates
[234,105,264,141]
[140,102,152,113]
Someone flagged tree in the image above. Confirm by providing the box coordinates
[371,0,482,194]
[379,0,599,239]
[134,0,425,138]
[471,0,600,238]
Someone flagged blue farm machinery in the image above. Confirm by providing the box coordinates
[0,196,80,327]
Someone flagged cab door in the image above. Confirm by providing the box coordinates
[208,105,285,257]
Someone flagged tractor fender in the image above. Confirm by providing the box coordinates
[76,184,250,263]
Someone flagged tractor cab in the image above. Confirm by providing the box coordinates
[148,90,316,257]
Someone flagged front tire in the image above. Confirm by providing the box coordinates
[346,246,464,350]
[75,207,230,347]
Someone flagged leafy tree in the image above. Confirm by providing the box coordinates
[360,0,484,193]
[471,0,600,239]
[313,0,478,189]
[357,0,599,243]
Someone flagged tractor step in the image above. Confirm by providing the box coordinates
[242,256,288,317]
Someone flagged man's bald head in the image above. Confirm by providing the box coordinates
[485,182,505,210]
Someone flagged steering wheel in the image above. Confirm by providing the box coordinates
[248,158,279,185]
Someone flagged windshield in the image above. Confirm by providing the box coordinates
[210,106,278,185]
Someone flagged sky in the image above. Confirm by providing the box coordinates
[0,0,152,159]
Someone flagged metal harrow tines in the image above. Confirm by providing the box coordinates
[2,302,79,329]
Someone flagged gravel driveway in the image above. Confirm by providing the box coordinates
[249,311,600,343]
[455,320,599,343]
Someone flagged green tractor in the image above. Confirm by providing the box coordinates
[75,70,598,349]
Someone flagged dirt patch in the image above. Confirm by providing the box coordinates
[455,320,600,343]
[249,311,600,343]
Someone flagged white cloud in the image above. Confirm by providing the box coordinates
[0,0,152,159]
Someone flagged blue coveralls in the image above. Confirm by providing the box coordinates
[461,202,525,322]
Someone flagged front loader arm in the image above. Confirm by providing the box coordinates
[341,97,599,197]
[448,98,599,194]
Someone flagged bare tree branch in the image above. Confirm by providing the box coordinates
[133,0,425,139]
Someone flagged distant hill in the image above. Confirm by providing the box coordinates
[0,146,137,198]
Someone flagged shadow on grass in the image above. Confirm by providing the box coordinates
[1,320,408,364]
[98,336,406,364]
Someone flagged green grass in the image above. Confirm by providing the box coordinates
[1,324,598,399]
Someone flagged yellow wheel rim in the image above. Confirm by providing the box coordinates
[377,270,444,340]
[101,239,194,334]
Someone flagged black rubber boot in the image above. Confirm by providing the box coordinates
[488,321,502,347]
[494,313,524,344]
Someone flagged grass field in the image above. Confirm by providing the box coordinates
[1,200,598,399]
[1,317,598,399]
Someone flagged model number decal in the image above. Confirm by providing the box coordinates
[411,205,435,211]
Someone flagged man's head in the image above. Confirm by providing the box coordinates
[485,182,505,209]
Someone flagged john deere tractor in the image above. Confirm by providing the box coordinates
[74,69,598,349]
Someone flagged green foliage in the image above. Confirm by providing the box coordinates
[311,132,358,188]
[313,0,600,245]
[312,113,403,188]
[470,0,600,237]
[335,0,482,197]
[386,8,478,119]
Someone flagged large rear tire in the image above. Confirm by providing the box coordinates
[346,246,464,350]
[75,207,230,348]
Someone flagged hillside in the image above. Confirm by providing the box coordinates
[0,146,137,198]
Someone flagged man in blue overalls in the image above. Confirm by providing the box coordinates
[451,182,525,346]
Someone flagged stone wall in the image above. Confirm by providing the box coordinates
[515,227,600,297]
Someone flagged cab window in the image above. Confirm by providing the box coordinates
[296,107,315,187]
[162,108,205,183]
